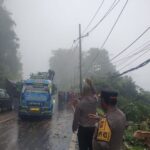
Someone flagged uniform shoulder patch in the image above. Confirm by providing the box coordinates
[97,117,111,142]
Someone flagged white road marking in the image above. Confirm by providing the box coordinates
[69,133,77,150]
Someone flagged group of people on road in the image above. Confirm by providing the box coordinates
[72,79,127,150]
[58,91,79,103]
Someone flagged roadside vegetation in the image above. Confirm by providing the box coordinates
[50,48,150,149]
[0,1,22,88]
[0,0,149,148]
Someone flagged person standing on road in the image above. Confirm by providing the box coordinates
[72,79,97,150]
[93,90,127,150]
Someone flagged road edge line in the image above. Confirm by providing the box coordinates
[69,133,77,150]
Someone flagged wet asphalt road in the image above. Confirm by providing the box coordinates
[0,101,74,150]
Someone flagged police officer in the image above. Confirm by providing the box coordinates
[93,90,126,150]
[72,79,97,150]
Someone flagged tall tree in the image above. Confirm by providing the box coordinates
[50,49,78,90]
[0,1,22,85]
[49,48,115,90]
[83,48,116,78]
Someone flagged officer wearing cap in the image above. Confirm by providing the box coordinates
[93,90,126,150]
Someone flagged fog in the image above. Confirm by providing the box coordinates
[5,0,150,90]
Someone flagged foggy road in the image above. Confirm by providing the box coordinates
[0,102,74,150]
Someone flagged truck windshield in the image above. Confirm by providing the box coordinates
[26,89,48,94]
[22,85,50,101]
[23,85,49,94]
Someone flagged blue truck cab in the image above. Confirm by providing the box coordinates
[19,79,54,118]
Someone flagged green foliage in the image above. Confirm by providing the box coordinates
[86,49,150,150]
[94,74,150,123]
[96,107,104,116]
[0,1,22,86]
[49,49,77,90]
[83,48,116,78]
[49,46,150,123]
[49,48,115,90]
[127,146,146,150]
[137,89,150,104]
[123,123,149,150]
[49,42,150,149]
[118,100,150,123]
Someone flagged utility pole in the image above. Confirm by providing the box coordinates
[73,24,88,94]
[79,24,82,95]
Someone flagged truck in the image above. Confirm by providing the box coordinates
[19,70,55,118]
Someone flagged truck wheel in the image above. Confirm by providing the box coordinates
[7,105,12,111]
[18,114,25,120]
[9,106,13,111]
[47,114,52,119]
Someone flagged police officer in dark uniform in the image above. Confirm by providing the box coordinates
[72,79,97,150]
[93,90,126,150]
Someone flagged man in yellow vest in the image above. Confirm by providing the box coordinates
[93,90,126,150]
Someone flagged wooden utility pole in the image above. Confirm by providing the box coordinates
[79,24,82,95]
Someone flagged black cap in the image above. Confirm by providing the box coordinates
[101,90,118,105]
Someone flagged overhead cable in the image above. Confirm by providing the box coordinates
[118,48,150,71]
[83,0,128,76]
[111,27,150,61]
[115,58,150,77]
[73,0,119,45]
[114,41,150,64]
[86,0,121,35]
[83,0,105,33]
[100,0,128,48]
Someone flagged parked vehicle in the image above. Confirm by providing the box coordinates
[0,88,12,111]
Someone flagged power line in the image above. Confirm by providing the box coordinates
[86,0,121,35]
[100,0,128,48]
[115,58,150,77]
[83,0,128,76]
[113,41,150,64]
[118,48,150,71]
[73,0,119,46]
[111,27,150,61]
[115,43,150,66]
[83,0,105,34]
[72,0,119,55]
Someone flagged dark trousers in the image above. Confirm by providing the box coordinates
[77,126,95,150]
